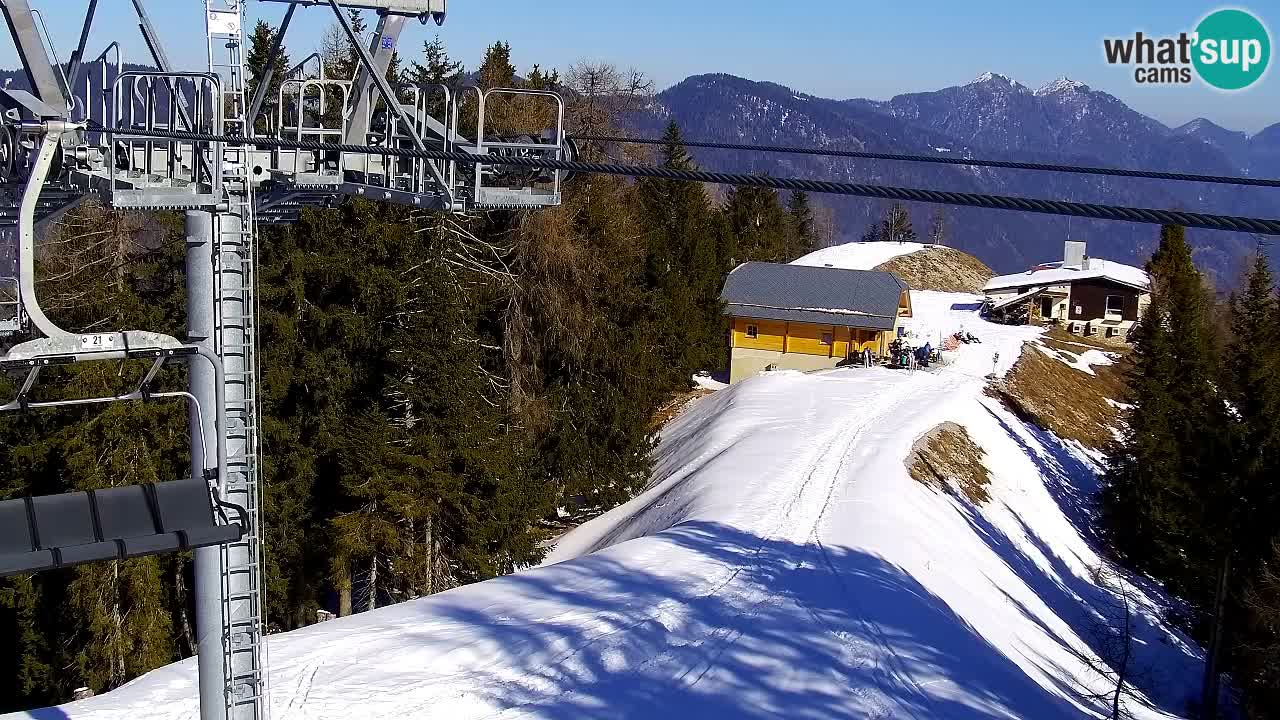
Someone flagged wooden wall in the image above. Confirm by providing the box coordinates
[730,317,888,359]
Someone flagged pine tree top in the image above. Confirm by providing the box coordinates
[659,120,695,171]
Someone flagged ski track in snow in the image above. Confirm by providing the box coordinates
[10,292,1207,720]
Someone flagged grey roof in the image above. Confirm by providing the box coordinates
[720,262,908,331]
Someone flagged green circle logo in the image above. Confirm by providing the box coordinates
[1192,9,1271,90]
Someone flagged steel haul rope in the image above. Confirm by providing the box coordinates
[115,127,1280,236]
[571,134,1280,189]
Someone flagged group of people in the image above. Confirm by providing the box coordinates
[886,327,983,372]
[888,337,935,370]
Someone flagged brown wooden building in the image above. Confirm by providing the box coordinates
[984,241,1150,342]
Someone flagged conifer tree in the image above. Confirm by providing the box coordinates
[321,9,368,81]
[1240,541,1280,718]
[1219,253,1280,714]
[506,170,663,514]
[1225,253,1280,558]
[408,35,465,120]
[785,190,817,262]
[1100,224,1239,717]
[1103,225,1231,601]
[638,121,725,383]
[476,41,517,89]
[524,64,560,90]
[724,185,789,263]
[245,20,291,134]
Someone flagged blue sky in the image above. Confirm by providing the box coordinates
[4,0,1276,133]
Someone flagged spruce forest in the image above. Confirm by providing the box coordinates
[1102,226,1280,719]
[0,20,820,709]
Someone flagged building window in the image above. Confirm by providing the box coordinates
[1106,295,1124,316]
[821,332,833,346]
[745,324,758,339]
[1106,327,1118,338]
[897,327,906,338]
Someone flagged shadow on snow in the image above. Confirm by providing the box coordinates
[405,521,1093,720]
[972,402,1202,717]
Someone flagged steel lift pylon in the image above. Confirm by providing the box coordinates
[0,1,570,719]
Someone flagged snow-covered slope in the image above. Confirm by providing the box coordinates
[9,293,1204,720]
[792,241,928,271]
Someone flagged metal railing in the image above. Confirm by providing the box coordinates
[108,71,223,199]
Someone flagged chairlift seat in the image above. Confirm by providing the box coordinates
[96,484,181,557]
[0,479,243,577]
[153,479,243,548]
[0,498,55,576]
[32,492,120,566]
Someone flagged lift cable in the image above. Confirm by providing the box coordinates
[570,134,1280,190]
[116,127,1280,236]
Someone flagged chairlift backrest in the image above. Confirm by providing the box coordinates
[0,478,244,578]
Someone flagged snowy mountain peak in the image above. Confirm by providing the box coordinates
[1179,117,1220,132]
[970,71,1025,90]
[1035,77,1089,96]
[1175,117,1248,137]
[1174,116,1253,144]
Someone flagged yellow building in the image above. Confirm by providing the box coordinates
[720,262,913,384]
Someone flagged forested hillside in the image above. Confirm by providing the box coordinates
[0,25,819,709]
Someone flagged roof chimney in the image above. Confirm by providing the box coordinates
[1064,240,1087,270]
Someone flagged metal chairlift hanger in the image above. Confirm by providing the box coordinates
[0,2,569,717]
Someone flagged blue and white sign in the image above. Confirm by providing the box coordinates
[381,36,395,50]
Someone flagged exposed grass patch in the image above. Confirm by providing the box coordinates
[876,246,994,294]
[907,422,992,504]
[650,387,713,432]
[988,340,1131,449]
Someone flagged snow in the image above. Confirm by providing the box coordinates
[970,72,1030,92]
[10,294,1205,720]
[693,374,728,392]
[792,241,929,271]
[991,285,1047,312]
[1036,78,1090,96]
[974,71,1012,84]
[985,259,1150,293]
[1035,342,1116,376]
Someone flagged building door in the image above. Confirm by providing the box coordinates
[1040,296,1054,320]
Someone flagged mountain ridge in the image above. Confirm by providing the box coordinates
[638,72,1276,277]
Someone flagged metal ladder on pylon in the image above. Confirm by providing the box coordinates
[206,2,268,717]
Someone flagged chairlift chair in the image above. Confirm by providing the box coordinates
[0,128,245,578]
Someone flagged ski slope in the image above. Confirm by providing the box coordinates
[11,292,1205,720]
[792,241,928,271]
